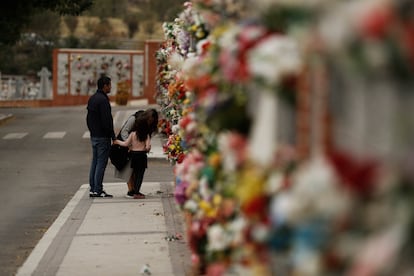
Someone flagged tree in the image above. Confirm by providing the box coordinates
[0,0,93,45]
[25,10,61,41]
[142,21,156,38]
[145,0,185,21]
[92,18,113,38]
[123,12,140,39]
[86,0,128,18]
[64,15,79,36]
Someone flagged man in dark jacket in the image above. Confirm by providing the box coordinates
[86,76,116,198]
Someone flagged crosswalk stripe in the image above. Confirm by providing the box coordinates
[43,132,66,139]
[3,132,28,139]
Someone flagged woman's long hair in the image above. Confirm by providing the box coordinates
[132,116,150,142]
[145,108,158,136]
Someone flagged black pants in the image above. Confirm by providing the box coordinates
[130,151,147,193]
[132,167,146,193]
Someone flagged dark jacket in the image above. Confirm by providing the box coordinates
[86,89,116,140]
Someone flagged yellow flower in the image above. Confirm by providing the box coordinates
[199,200,217,217]
[212,23,232,39]
[208,152,221,168]
[196,30,205,39]
[235,166,266,205]
[206,208,218,218]
[199,200,210,211]
[212,194,222,207]
[183,98,191,105]
[197,199,218,218]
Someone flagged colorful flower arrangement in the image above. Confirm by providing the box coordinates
[163,132,186,165]
[156,1,414,275]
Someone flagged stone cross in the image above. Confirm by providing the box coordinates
[15,77,23,98]
[38,67,51,98]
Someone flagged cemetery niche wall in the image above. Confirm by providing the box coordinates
[0,41,162,107]
[53,48,144,106]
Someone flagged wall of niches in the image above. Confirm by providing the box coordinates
[54,49,144,97]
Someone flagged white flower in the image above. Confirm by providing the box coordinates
[207,224,232,251]
[184,199,198,213]
[218,132,237,172]
[270,191,301,225]
[227,217,247,245]
[218,24,240,50]
[199,176,211,200]
[168,51,185,70]
[171,124,180,134]
[251,223,270,242]
[182,55,204,80]
[271,157,351,225]
[265,171,285,194]
[247,35,302,86]
[186,121,197,134]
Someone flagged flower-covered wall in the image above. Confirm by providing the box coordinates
[157,1,414,275]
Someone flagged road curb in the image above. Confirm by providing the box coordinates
[0,114,14,125]
[16,185,89,276]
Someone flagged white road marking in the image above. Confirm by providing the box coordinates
[43,132,66,139]
[3,132,28,139]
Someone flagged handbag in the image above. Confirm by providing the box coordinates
[109,125,130,170]
[110,143,129,170]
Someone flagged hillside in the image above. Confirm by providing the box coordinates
[60,16,165,47]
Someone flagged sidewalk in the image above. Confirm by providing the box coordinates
[16,135,192,276]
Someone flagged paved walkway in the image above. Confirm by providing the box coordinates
[1,105,191,275]
[16,180,191,276]
[13,129,191,276]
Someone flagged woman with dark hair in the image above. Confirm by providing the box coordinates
[115,108,159,198]
[114,115,151,199]
[114,110,144,197]
[145,108,159,137]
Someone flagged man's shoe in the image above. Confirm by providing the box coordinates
[89,192,97,198]
[95,191,113,198]
[133,194,145,199]
[125,191,134,199]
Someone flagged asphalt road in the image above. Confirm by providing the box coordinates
[0,105,174,275]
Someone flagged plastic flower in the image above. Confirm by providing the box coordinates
[207,223,232,251]
[199,199,217,218]
[184,198,198,213]
[247,34,302,87]
[271,157,351,226]
[235,165,267,207]
[218,24,268,83]
[218,132,248,172]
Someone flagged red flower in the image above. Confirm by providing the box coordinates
[328,150,379,198]
[241,195,269,222]
[401,22,414,68]
[177,153,186,163]
[358,5,393,39]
